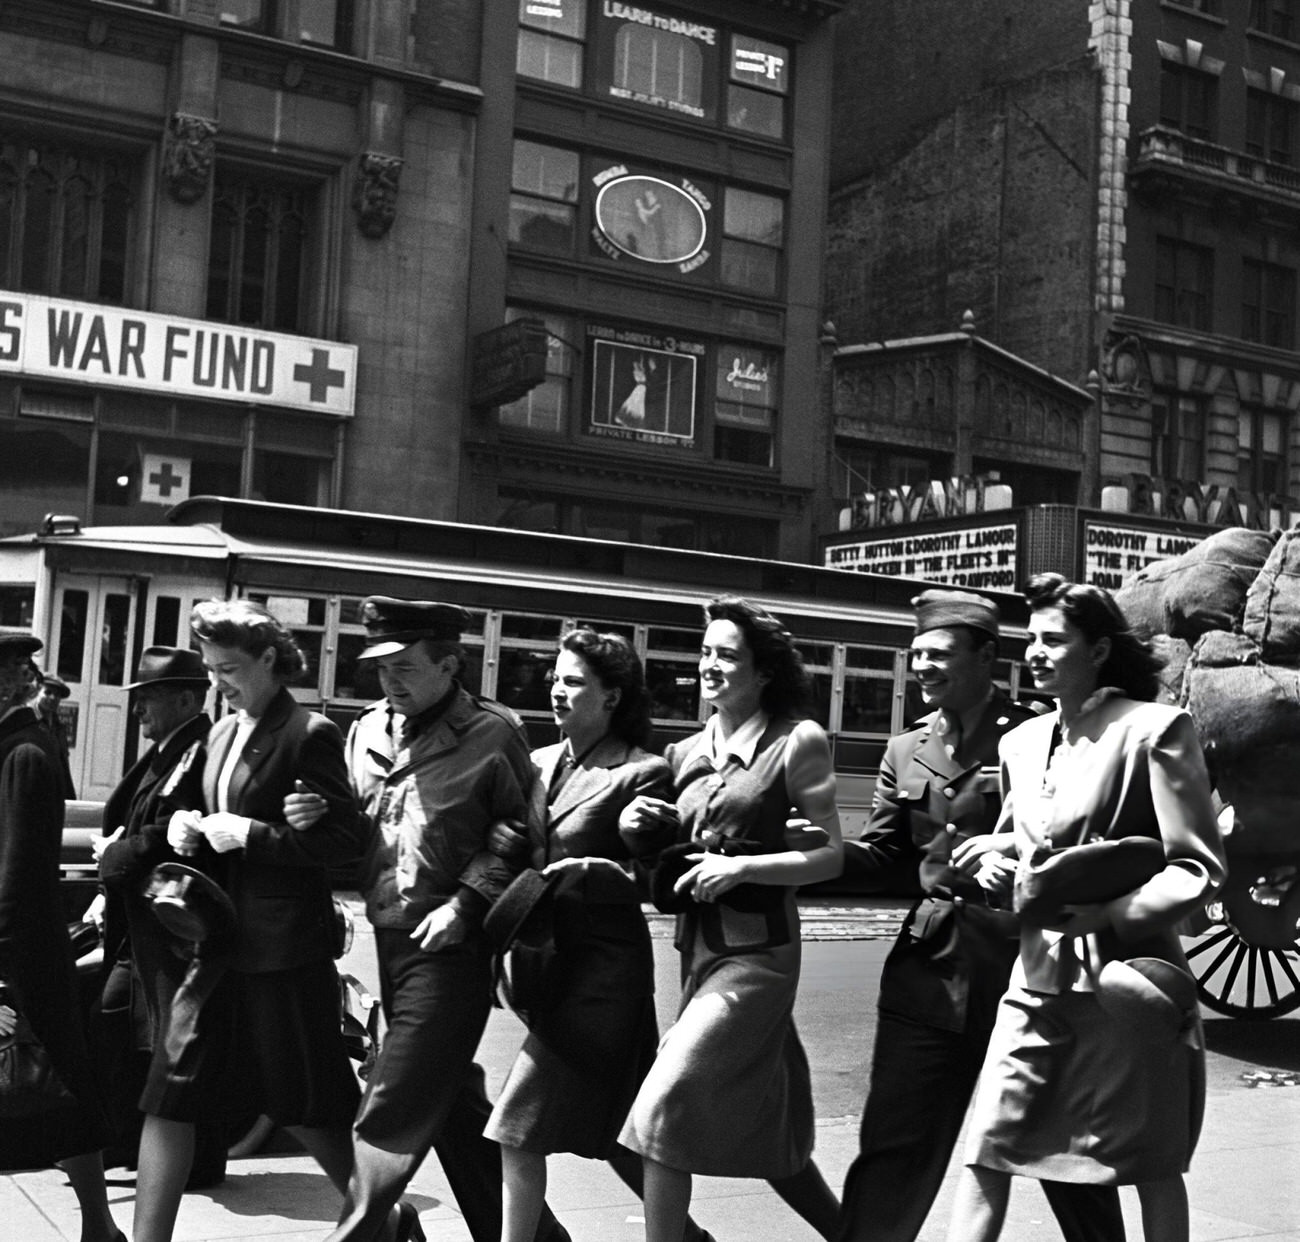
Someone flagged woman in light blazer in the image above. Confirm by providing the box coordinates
[948,575,1226,1242]
[486,629,715,1242]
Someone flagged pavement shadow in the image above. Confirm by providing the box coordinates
[190,1170,443,1222]
[1203,1015,1300,1072]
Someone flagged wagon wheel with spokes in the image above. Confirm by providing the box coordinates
[1182,897,1300,1020]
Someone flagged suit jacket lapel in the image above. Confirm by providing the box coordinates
[226,689,293,809]
[912,724,965,782]
[548,740,624,826]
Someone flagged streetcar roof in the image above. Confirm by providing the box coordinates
[0,496,1029,633]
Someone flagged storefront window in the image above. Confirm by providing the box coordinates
[727,34,788,140]
[510,141,580,254]
[611,24,704,115]
[499,309,574,433]
[220,1,275,32]
[0,418,92,537]
[721,187,783,297]
[518,0,587,88]
[715,344,778,467]
[299,0,352,49]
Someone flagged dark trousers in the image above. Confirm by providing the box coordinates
[326,929,561,1242]
[837,1011,1125,1242]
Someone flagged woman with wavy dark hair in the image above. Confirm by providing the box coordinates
[948,574,1225,1242]
[141,599,371,1242]
[618,596,844,1242]
[486,629,727,1241]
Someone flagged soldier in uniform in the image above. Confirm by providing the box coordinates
[837,589,1125,1242]
[294,598,570,1242]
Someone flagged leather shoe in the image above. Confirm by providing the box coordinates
[395,1201,426,1242]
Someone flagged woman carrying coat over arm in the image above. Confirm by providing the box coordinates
[618,595,845,1242]
[149,599,371,1240]
[948,574,1226,1242]
[488,628,723,1242]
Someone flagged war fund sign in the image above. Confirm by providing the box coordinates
[825,521,1018,590]
[1083,522,1201,591]
[0,291,356,417]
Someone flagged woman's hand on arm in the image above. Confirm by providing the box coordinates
[282,781,327,831]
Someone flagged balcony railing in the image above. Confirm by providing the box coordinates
[1131,125,1300,200]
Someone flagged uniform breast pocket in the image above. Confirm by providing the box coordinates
[947,770,1002,838]
[898,778,939,845]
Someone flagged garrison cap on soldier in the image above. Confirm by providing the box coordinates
[911,589,1000,640]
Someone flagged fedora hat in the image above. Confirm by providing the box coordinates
[357,597,469,659]
[142,863,236,946]
[126,646,210,690]
[1093,956,1199,1043]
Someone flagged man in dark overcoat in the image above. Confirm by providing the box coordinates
[306,598,569,1242]
[837,590,1125,1242]
[94,647,225,1187]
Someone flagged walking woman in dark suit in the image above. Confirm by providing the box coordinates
[486,629,714,1242]
[160,600,370,1234]
[0,630,120,1242]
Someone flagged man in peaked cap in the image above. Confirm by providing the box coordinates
[837,591,1125,1242]
[31,667,76,797]
[289,597,569,1242]
[92,646,227,1199]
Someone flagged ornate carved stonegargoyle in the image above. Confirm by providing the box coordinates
[1102,333,1149,401]
[163,113,218,205]
[353,152,404,239]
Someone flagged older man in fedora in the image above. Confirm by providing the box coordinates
[289,597,568,1242]
[94,646,231,1224]
[836,590,1125,1242]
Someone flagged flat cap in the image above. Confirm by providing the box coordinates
[40,673,71,699]
[912,588,1000,639]
[0,628,43,658]
[126,646,210,690]
[358,596,469,659]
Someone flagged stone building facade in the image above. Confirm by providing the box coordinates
[1,0,842,561]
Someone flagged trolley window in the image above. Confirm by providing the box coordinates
[497,612,565,713]
[56,590,89,683]
[98,593,131,686]
[841,644,895,736]
[644,624,703,723]
[0,585,34,628]
[795,641,833,729]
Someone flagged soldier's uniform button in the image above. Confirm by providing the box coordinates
[943,787,956,798]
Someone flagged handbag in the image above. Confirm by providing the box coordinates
[649,838,785,915]
[1013,835,1166,928]
[0,994,76,1120]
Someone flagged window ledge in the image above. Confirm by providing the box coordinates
[1246,28,1300,55]
[1160,2,1227,30]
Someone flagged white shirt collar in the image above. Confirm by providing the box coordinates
[704,708,769,768]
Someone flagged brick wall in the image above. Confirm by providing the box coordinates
[825,58,1100,385]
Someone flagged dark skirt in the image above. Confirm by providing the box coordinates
[486,889,657,1158]
[0,938,112,1170]
[229,959,360,1128]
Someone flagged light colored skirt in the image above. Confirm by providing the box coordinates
[964,978,1205,1184]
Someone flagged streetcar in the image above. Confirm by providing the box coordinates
[0,495,1034,828]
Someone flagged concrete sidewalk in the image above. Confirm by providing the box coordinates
[4,1075,1298,1241]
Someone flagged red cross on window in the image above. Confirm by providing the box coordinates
[149,461,185,497]
[293,348,347,403]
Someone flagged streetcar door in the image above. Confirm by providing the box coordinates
[49,575,136,802]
